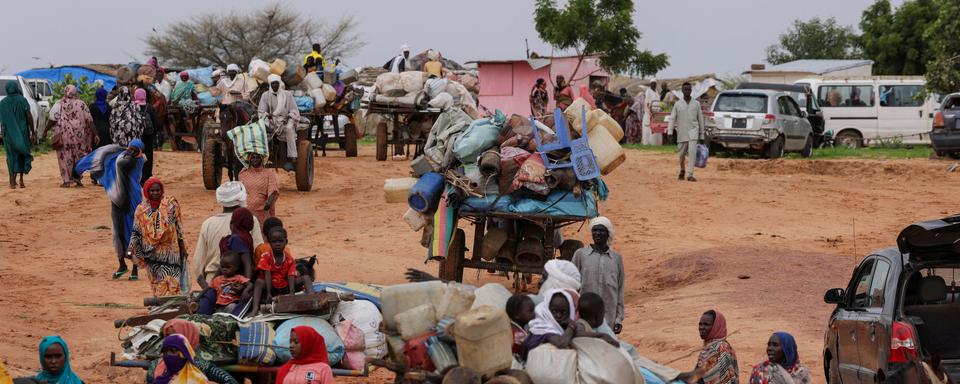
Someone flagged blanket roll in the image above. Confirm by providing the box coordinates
[479,150,501,177]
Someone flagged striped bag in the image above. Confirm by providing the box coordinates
[237,321,276,365]
[226,120,270,167]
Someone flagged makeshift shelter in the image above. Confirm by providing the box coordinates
[743,60,873,84]
[16,64,122,90]
[467,55,609,117]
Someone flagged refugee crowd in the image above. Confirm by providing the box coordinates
[3,46,803,384]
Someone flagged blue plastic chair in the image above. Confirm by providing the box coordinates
[530,106,601,181]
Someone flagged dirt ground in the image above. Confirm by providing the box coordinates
[2,145,958,383]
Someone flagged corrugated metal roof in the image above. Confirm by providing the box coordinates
[747,59,873,74]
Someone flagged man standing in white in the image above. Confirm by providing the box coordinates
[669,82,704,182]
[642,81,660,145]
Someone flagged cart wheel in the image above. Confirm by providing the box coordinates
[376,122,388,161]
[344,123,358,157]
[439,228,465,282]
[202,139,222,190]
[295,140,314,192]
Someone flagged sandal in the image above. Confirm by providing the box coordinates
[59,182,72,188]
[112,269,129,280]
[128,274,139,281]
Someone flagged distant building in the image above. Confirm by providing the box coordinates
[468,55,610,116]
[744,60,874,84]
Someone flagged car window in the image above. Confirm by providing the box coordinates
[880,85,923,107]
[715,94,767,113]
[868,260,890,308]
[787,97,803,116]
[850,259,876,309]
[777,97,799,117]
[0,80,15,96]
[944,96,960,110]
[818,85,874,108]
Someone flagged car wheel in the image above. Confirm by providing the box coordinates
[827,357,841,384]
[949,152,960,160]
[835,130,863,148]
[800,135,813,158]
[767,135,785,159]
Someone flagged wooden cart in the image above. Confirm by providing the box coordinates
[362,102,441,161]
[438,211,590,291]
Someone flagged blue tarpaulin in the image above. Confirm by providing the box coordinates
[15,66,116,90]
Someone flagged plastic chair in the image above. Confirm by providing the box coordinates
[530,106,600,181]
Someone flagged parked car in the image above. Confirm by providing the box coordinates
[705,89,814,158]
[823,215,960,383]
[0,76,47,140]
[796,77,939,148]
[736,82,825,145]
[931,93,960,158]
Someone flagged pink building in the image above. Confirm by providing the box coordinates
[468,55,610,117]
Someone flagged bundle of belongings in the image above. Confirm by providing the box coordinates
[385,97,627,264]
[366,70,480,119]
[118,283,388,373]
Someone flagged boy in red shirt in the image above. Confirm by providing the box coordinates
[249,227,314,317]
[196,251,251,315]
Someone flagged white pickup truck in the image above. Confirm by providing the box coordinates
[0,75,49,140]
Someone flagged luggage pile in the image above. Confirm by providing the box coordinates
[366,71,481,119]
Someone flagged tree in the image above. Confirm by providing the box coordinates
[533,0,668,80]
[145,3,365,69]
[925,0,960,93]
[51,74,98,106]
[860,0,938,75]
[764,17,860,65]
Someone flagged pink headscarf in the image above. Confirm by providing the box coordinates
[705,310,728,343]
[64,85,78,99]
[579,84,596,108]
[134,88,147,106]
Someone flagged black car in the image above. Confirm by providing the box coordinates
[823,215,960,383]
[931,93,960,158]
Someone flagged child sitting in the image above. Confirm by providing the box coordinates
[196,251,251,315]
[505,294,536,360]
[249,227,314,317]
[575,292,621,347]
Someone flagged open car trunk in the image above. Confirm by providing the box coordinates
[900,265,960,383]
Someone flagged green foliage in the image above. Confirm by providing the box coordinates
[924,0,960,93]
[860,0,938,75]
[51,74,99,106]
[534,0,668,78]
[765,17,861,65]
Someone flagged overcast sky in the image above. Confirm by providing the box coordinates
[0,0,901,79]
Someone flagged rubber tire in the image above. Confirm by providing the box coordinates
[438,228,465,283]
[767,135,785,159]
[835,130,862,148]
[344,123,358,157]
[202,139,222,190]
[375,122,388,161]
[295,140,314,192]
[800,135,813,158]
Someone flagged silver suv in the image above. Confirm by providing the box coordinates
[706,89,814,158]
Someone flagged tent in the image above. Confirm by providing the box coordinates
[15,65,121,90]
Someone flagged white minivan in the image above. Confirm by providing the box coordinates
[794,77,939,147]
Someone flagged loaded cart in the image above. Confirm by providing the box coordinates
[363,101,442,162]
[302,84,365,158]
[109,285,383,384]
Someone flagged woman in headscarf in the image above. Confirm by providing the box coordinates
[749,332,810,384]
[276,326,334,384]
[152,334,210,384]
[238,152,279,226]
[89,88,112,148]
[129,177,188,294]
[135,88,159,183]
[529,78,549,119]
[523,288,578,358]
[146,321,237,384]
[76,139,146,279]
[579,84,597,110]
[219,207,256,279]
[539,259,581,296]
[675,310,739,384]
[34,336,83,384]
[624,92,645,144]
[42,85,95,187]
[0,81,34,189]
[169,72,198,114]
[109,86,145,147]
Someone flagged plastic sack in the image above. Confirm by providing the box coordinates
[453,110,506,164]
[573,337,642,384]
[425,78,449,98]
[428,92,454,109]
[331,300,387,358]
[184,66,215,86]
[513,155,549,195]
[335,320,365,351]
[197,91,218,106]
[695,143,709,168]
[249,59,271,82]
[400,71,426,94]
[375,72,404,96]
[525,344,578,384]
[273,317,345,365]
[295,96,314,112]
[238,322,276,366]
[471,283,512,310]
